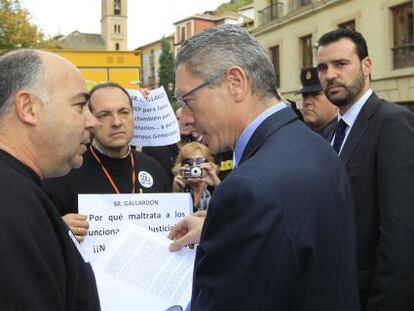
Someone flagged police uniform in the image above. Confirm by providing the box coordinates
[295,66,337,140]
[43,145,171,215]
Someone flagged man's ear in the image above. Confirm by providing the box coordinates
[226,66,248,102]
[14,90,42,126]
[362,56,372,77]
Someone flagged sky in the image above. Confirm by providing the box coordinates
[21,0,230,49]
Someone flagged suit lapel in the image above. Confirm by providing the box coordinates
[340,93,380,165]
[239,107,298,165]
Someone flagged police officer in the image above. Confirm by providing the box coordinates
[296,66,338,139]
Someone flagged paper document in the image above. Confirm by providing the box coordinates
[94,222,194,311]
[78,193,192,264]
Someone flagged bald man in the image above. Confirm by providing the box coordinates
[0,50,100,310]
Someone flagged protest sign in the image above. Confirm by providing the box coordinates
[78,193,192,264]
[128,86,180,146]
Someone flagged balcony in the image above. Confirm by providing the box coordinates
[288,0,312,13]
[258,2,284,26]
[392,43,414,69]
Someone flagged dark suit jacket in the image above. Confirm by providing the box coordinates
[191,108,359,310]
[328,93,414,311]
[316,117,337,140]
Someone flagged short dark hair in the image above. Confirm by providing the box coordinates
[89,82,132,111]
[318,28,368,61]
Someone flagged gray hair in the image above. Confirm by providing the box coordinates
[0,49,48,118]
[175,24,278,99]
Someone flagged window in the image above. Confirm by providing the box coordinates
[338,20,356,30]
[114,0,121,15]
[176,26,180,44]
[181,27,186,43]
[186,22,192,38]
[118,25,121,33]
[391,2,414,69]
[288,0,311,13]
[258,0,283,25]
[269,45,280,88]
[114,25,117,34]
[115,43,120,51]
[300,34,313,67]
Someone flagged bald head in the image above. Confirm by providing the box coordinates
[38,51,89,106]
[0,50,86,121]
[0,49,46,118]
[0,49,93,178]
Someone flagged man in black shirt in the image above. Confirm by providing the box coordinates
[0,50,100,309]
[44,82,170,242]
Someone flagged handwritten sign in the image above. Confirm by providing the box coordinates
[78,193,192,264]
[128,86,180,146]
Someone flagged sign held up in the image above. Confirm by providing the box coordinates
[128,86,180,147]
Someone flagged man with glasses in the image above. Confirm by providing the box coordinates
[169,24,359,310]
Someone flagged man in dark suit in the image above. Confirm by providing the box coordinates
[169,24,359,310]
[296,66,338,139]
[316,28,414,311]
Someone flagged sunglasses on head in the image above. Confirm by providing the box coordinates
[181,157,206,166]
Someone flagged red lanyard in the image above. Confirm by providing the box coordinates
[89,145,136,194]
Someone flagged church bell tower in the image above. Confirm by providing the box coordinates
[101,0,128,50]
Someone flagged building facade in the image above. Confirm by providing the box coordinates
[252,0,414,110]
[174,12,254,54]
[51,50,141,90]
[138,35,174,89]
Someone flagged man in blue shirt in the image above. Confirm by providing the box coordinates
[169,24,359,311]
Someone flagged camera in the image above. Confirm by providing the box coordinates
[182,166,203,179]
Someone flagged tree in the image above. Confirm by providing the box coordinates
[158,37,176,107]
[215,0,253,15]
[0,0,45,51]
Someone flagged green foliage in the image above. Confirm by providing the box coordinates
[215,0,253,15]
[158,37,174,101]
[0,0,46,51]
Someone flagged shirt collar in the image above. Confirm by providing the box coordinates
[339,88,372,127]
[234,102,287,168]
[92,140,131,159]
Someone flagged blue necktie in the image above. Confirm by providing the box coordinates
[333,119,348,154]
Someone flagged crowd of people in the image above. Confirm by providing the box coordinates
[0,23,413,311]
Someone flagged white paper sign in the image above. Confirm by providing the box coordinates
[78,193,192,264]
[94,223,193,311]
[128,86,180,147]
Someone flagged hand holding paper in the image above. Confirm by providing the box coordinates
[94,223,194,311]
[168,215,204,252]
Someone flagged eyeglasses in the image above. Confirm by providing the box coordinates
[181,157,206,166]
[175,71,225,110]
